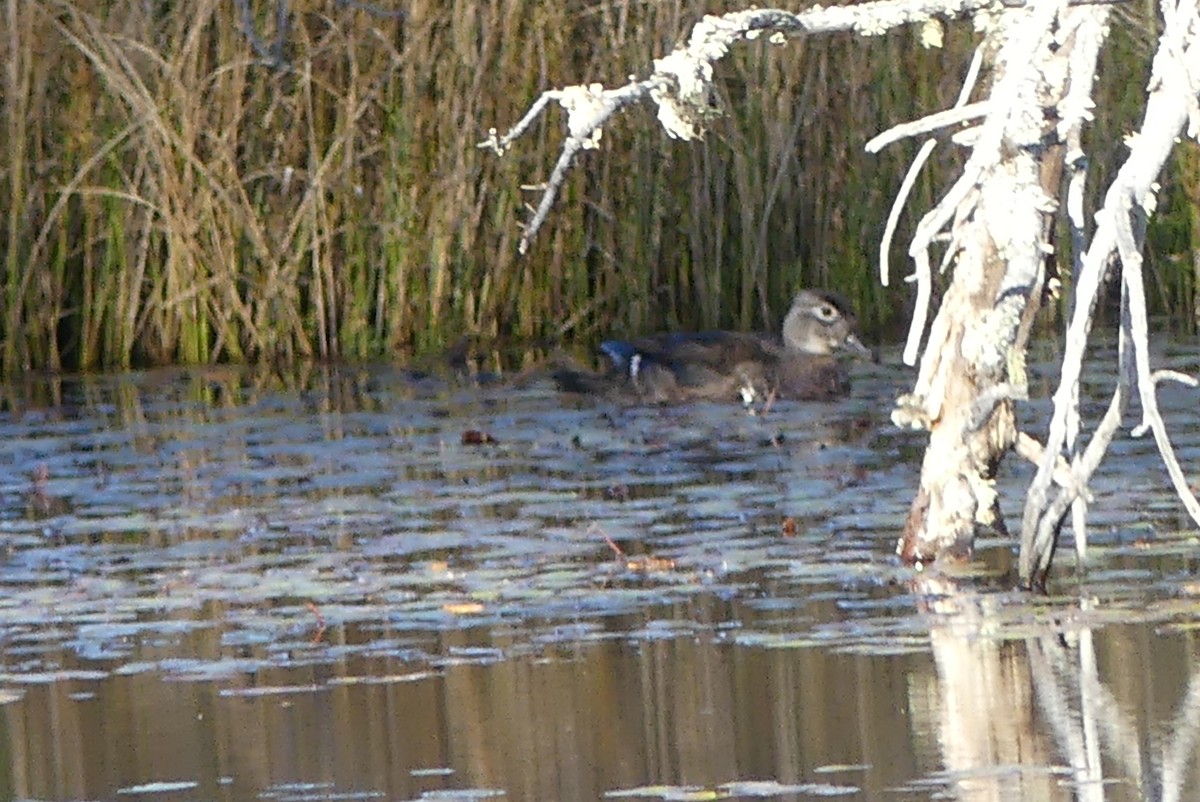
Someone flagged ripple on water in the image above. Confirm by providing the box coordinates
[2,346,1200,801]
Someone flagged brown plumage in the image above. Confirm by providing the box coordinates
[553,289,869,404]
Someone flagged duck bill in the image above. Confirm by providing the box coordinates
[842,334,873,360]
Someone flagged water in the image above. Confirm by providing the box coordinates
[1,346,1199,801]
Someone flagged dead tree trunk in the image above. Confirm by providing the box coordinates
[890,2,1083,565]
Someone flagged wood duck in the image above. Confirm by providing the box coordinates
[553,289,870,403]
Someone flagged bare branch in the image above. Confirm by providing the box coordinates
[866,100,991,154]
[1119,217,1200,524]
[879,44,986,288]
[1014,432,1092,498]
[1057,10,1107,565]
[1020,0,1200,587]
[903,250,937,366]
[480,82,660,253]
[892,0,1055,368]
[483,0,1025,254]
[899,166,980,366]
[1026,353,1129,583]
[1148,369,1200,389]
[897,0,1076,382]
[881,142,936,289]
[486,0,1131,255]
[478,94,559,157]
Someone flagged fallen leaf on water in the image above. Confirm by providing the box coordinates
[443,602,486,615]
[591,524,676,573]
[625,556,676,573]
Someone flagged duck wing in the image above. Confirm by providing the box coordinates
[625,331,780,367]
[595,332,776,401]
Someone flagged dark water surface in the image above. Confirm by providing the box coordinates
[2,346,1200,801]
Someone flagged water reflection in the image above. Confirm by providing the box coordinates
[4,612,1200,801]
[0,353,1198,799]
[918,576,1200,802]
[0,625,921,800]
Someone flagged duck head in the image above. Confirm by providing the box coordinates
[781,289,870,356]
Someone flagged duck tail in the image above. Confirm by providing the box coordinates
[543,354,610,394]
[550,365,611,394]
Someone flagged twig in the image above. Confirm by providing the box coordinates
[1118,207,1200,524]
[901,164,978,366]
[760,388,778,417]
[1014,432,1092,499]
[881,141,936,289]
[1017,0,1200,586]
[592,523,626,559]
[1147,369,1200,389]
[866,100,991,154]
[482,0,1037,255]
[879,44,986,288]
[480,82,659,253]
[479,92,574,157]
[1058,9,1109,566]
[307,601,327,644]
[234,0,290,70]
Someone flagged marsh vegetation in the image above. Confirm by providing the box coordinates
[2,0,1195,375]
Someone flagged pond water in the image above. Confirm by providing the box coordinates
[2,343,1200,802]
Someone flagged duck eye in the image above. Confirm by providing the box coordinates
[816,304,838,321]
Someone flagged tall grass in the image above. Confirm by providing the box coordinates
[0,0,1194,375]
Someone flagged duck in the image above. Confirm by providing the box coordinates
[553,289,870,404]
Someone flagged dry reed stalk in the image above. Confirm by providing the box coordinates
[0,0,1192,374]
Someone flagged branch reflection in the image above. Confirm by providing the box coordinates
[916,575,1200,802]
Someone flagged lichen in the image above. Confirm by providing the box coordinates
[970,474,998,526]
[652,48,723,140]
[920,18,944,49]
[557,84,608,149]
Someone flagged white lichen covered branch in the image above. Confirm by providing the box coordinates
[1019,0,1200,587]
[480,0,999,253]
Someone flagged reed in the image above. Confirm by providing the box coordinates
[0,0,1194,375]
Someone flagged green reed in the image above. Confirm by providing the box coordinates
[0,0,1194,375]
